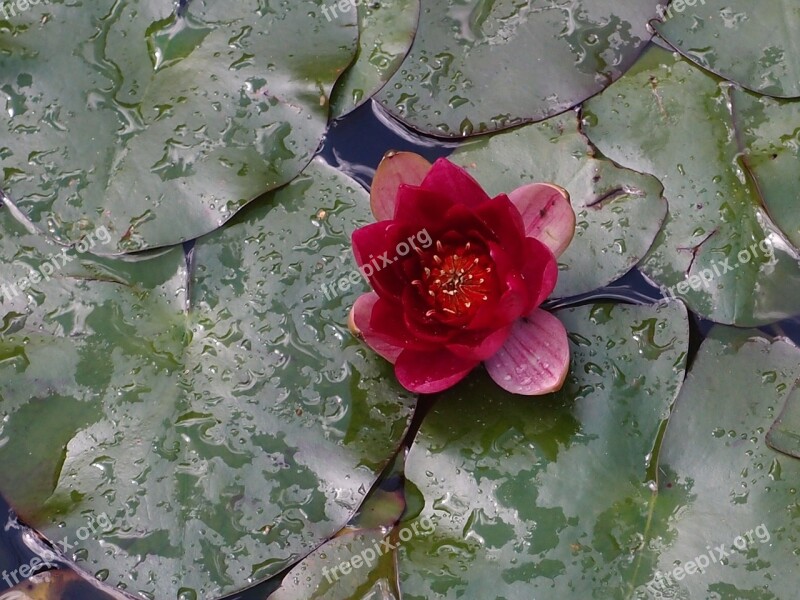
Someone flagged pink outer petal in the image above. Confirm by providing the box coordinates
[420,159,491,209]
[370,151,432,221]
[350,293,405,363]
[485,309,570,396]
[395,348,478,394]
[509,183,575,257]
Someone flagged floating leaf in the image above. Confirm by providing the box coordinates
[656,0,800,98]
[651,327,800,598]
[268,530,399,600]
[767,384,800,459]
[377,0,667,137]
[396,308,800,598]
[0,0,357,253]
[733,91,800,250]
[397,302,690,598]
[583,46,800,325]
[330,0,420,119]
[450,113,667,298]
[0,159,415,598]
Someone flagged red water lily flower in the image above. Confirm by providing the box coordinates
[349,152,576,395]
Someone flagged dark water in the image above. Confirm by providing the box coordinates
[1,101,799,600]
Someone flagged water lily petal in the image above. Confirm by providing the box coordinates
[485,309,570,396]
[447,326,512,362]
[509,183,575,257]
[349,293,406,363]
[352,221,407,299]
[393,185,453,229]
[420,159,491,208]
[400,287,458,344]
[370,151,432,221]
[474,193,527,257]
[521,237,559,311]
[395,348,478,394]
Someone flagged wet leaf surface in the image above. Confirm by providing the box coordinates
[395,308,800,599]
[767,383,800,459]
[733,91,800,250]
[377,0,666,137]
[656,0,800,98]
[0,159,415,598]
[330,0,420,120]
[583,46,800,326]
[267,529,399,600]
[397,302,690,599]
[651,327,800,599]
[0,0,358,253]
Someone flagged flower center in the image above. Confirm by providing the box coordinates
[414,240,498,325]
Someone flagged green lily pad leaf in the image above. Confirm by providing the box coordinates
[348,452,407,531]
[268,530,399,600]
[330,0,420,120]
[398,301,690,599]
[651,327,800,599]
[376,0,667,137]
[0,0,357,254]
[0,159,415,598]
[583,46,800,326]
[450,112,667,298]
[733,91,800,250]
[767,383,800,459]
[396,306,800,598]
[0,570,127,600]
[656,0,800,98]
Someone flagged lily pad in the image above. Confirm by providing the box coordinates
[733,91,800,250]
[583,46,800,326]
[330,0,420,119]
[650,327,800,599]
[376,0,667,137]
[397,301,690,598]
[767,383,800,459]
[0,159,415,598]
[268,529,399,600]
[395,307,800,598]
[0,0,357,254]
[656,0,800,98]
[450,112,668,298]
